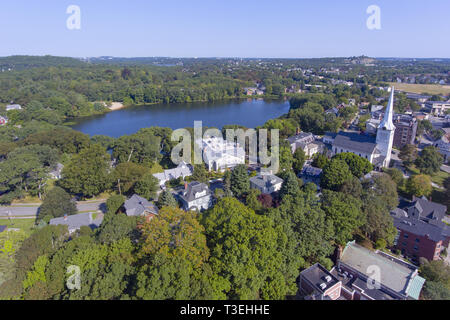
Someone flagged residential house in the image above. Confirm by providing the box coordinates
[49,212,104,234]
[179,181,212,211]
[249,173,283,194]
[6,104,22,111]
[49,163,64,180]
[153,161,193,187]
[434,128,450,163]
[287,130,322,157]
[335,241,425,300]
[300,165,322,186]
[124,194,159,218]
[391,196,449,261]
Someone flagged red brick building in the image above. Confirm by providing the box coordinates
[391,197,449,262]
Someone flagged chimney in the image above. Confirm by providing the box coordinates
[184,182,188,190]
[296,127,300,135]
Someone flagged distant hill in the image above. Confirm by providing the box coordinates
[0,55,87,71]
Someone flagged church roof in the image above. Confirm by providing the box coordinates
[378,87,396,131]
[333,131,377,154]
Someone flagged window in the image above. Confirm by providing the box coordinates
[404,233,409,239]
[414,245,419,251]
[415,238,420,243]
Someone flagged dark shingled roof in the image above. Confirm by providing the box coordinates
[333,131,377,154]
[287,132,314,144]
[124,194,159,217]
[179,181,211,202]
[249,174,283,189]
[0,225,7,233]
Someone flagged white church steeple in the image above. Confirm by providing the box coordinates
[375,86,396,168]
[378,87,396,131]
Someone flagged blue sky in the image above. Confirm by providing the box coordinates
[0,0,449,58]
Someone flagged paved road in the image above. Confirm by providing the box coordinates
[0,200,106,218]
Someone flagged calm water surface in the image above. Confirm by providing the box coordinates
[71,99,290,137]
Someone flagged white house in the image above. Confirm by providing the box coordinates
[249,174,283,194]
[196,136,245,171]
[153,161,193,187]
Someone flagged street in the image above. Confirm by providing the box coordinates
[0,200,106,218]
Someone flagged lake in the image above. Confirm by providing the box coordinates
[71,98,290,137]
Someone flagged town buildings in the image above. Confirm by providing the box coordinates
[424,101,450,116]
[391,197,449,262]
[324,87,396,169]
[179,181,212,211]
[249,173,283,194]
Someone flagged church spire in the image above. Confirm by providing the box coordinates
[378,86,396,131]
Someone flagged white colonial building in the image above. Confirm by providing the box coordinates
[196,136,245,171]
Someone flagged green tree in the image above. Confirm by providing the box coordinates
[156,190,178,209]
[59,144,111,198]
[406,174,432,197]
[134,173,159,200]
[292,148,306,174]
[312,153,329,169]
[280,171,300,198]
[112,162,147,195]
[202,197,291,299]
[105,194,126,215]
[415,146,443,175]
[333,152,373,178]
[321,190,364,245]
[399,144,418,166]
[320,159,353,191]
[38,187,78,222]
[191,164,209,184]
[230,164,250,198]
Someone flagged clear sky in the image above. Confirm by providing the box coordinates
[0,0,449,58]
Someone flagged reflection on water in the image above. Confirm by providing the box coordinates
[71,99,290,137]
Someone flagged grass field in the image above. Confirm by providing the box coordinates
[0,218,36,236]
[388,82,450,95]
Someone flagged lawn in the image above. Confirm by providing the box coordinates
[431,170,449,187]
[0,218,36,237]
[388,82,450,95]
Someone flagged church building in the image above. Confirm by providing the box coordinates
[324,87,396,169]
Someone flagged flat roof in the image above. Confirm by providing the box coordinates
[340,242,416,294]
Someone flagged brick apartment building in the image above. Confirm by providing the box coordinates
[392,114,418,148]
[391,197,450,262]
[298,241,425,300]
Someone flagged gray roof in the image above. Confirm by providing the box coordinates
[300,263,340,294]
[124,194,159,217]
[340,241,419,295]
[179,181,211,202]
[333,131,377,154]
[301,165,322,177]
[287,132,314,144]
[153,161,193,183]
[410,197,447,222]
[49,212,103,231]
[250,174,283,190]
[391,198,449,242]
[0,225,7,233]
